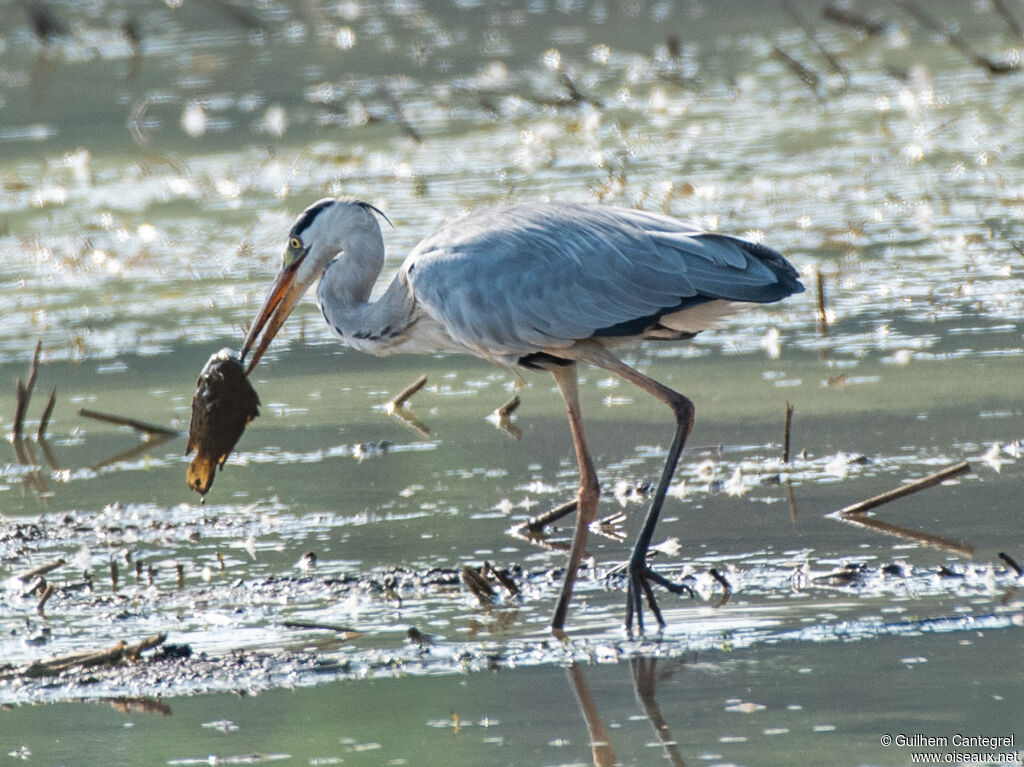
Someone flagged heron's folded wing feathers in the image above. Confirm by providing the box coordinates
[405,203,801,356]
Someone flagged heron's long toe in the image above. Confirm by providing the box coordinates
[624,558,696,635]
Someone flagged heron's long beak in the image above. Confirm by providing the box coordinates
[240,265,305,374]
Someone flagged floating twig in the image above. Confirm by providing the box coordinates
[521,498,577,533]
[782,401,795,464]
[896,0,1019,75]
[491,394,522,440]
[281,619,361,635]
[386,374,428,414]
[496,394,520,419]
[16,557,65,582]
[835,460,971,516]
[36,386,56,441]
[22,635,169,678]
[78,408,178,438]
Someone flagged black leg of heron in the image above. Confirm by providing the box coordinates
[550,363,600,634]
[589,353,694,635]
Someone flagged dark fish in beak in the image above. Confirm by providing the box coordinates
[186,348,260,496]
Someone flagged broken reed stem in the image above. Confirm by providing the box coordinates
[460,565,495,605]
[36,581,55,616]
[12,340,42,439]
[387,374,428,413]
[78,408,178,437]
[497,394,520,419]
[782,401,795,464]
[836,460,971,516]
[36,387,57,441]
[483,561,520,597]
[998,552,1023,577]
[814,268,829,333]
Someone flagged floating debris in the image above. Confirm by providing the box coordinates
[186,349,261,496]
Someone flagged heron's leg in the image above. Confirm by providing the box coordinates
[549,363,600,633]
[584,350,695,634]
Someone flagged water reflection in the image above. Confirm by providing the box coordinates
[567,657,688,767]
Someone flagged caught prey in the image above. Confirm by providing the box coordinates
[186,348,260,496]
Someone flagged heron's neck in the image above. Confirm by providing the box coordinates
[316,254,412,353]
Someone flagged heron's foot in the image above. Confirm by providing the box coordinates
[624,557,696,635]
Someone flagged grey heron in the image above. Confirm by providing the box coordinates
[240,198,804,633]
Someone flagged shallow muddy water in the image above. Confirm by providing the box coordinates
[1,1,1023,764]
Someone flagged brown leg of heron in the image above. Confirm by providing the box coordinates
[583,350,695,635]
[550,363,600,633]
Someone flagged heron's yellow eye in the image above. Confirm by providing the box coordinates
[283,236,305,267]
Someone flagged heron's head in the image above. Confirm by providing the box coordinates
[240,197,388,373]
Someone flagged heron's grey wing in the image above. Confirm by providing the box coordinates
[404,203,802,359]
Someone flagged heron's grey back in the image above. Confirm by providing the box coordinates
[404,203,802,358]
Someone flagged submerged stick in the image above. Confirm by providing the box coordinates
[78,408,178,437]
[836,460,971,516]
[386,374,428,414]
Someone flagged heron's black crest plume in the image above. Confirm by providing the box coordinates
[290,199,335,239]
[356,200,394,229]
